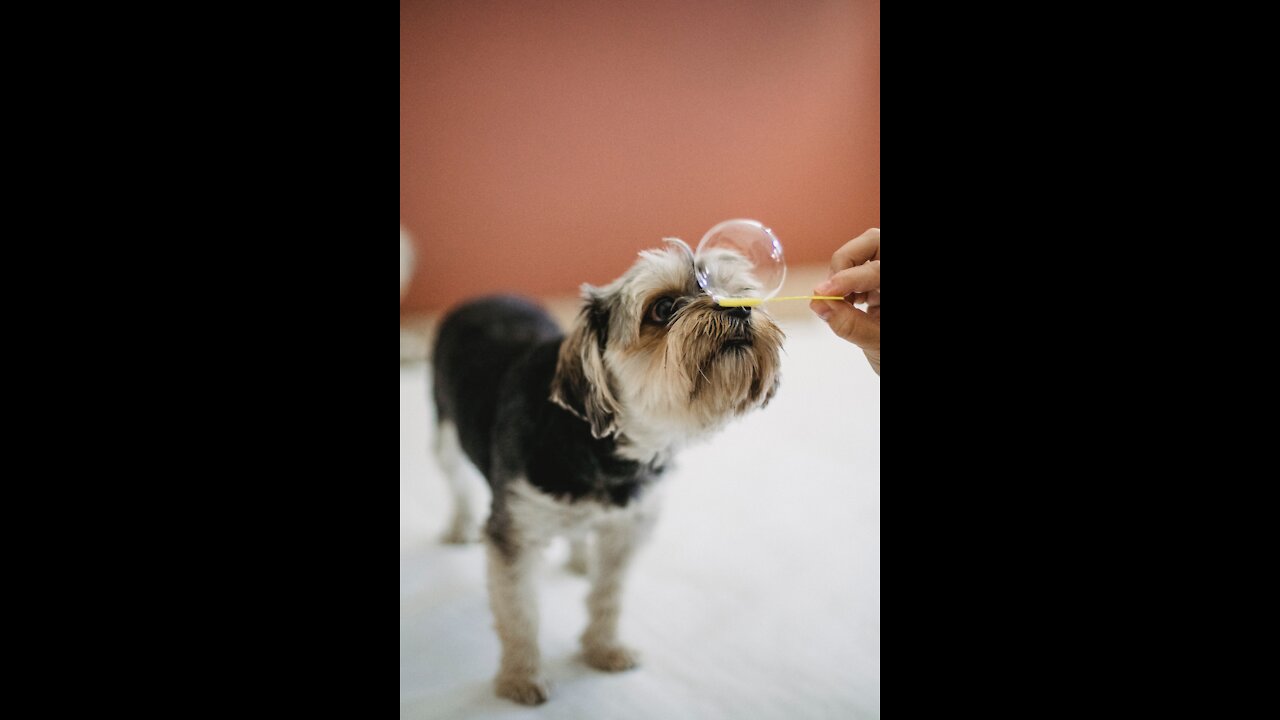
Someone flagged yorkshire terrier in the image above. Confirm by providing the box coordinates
[430,240,784,704]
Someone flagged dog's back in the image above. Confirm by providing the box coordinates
[432,296,562,479]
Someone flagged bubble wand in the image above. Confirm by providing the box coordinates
[713,295,845,307]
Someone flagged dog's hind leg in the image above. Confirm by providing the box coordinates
[434,420,486,544]
[566,534,591,575]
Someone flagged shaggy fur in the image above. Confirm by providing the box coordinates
[430,241,784,705]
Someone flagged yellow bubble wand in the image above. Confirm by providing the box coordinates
[714,295,845,308]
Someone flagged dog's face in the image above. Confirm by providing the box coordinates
[551,241,784,451]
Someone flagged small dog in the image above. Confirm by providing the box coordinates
[430,240,784,705]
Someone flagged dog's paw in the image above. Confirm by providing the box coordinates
[494,674,549,705]
[583,643,640,672]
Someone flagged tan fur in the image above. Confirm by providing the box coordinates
[487,538,548,704]
[470,242,783,705]
[580,513,655,671]
[578,243,785,462]
[487,478,662,703]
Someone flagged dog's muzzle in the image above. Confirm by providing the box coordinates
[717,305,754,347]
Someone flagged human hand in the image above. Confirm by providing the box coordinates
[810,228,880,375]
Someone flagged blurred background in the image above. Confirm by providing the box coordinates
[402,2,879,717]
[400,0,879,319]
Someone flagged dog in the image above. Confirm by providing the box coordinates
[430,239,784,705]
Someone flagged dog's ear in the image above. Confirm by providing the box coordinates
[550,285,619,438]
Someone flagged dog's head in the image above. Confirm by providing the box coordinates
[550,240,784,452]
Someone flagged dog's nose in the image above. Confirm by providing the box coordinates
[725,305,751,320]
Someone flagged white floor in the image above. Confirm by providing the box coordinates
[400,311,880,719]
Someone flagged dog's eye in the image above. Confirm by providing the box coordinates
[648,297,676,324]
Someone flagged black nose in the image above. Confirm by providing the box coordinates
[725,305,751,320]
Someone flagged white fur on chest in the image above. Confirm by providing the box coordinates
[506,477,661,546]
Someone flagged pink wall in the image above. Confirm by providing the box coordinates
[401,0,879,313]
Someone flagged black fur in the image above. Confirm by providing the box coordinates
[432,296,561,479]
[432,296,664,556]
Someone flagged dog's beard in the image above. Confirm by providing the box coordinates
[601,297,784,441]
[665,303,782,412]
[551,243,784,447]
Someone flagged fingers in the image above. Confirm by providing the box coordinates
[810,229,881,353]
[815,261,880,297]
[829,228,880,276]
[809,299,880,351]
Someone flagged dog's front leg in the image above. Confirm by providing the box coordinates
[486,540,549,704]
[580,516,650,671]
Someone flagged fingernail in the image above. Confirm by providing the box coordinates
[816,310,831,322]
[815,281,834,295]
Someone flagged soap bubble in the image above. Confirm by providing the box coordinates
[694,219,787,302]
